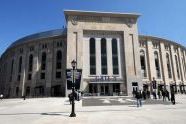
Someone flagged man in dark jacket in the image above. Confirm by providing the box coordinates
[171,90,175,105]
[165,90,170,101]
[136,90,143,107]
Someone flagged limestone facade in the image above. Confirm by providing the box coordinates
[0,10,185,97]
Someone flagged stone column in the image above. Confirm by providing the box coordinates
[183,51,186,81]
[178,47,185,82]
[31,45,39,97]
[96,38,101,76]
[146,41,156,80]
[45,42,53,96]
[159,42,167,84]
[107,38,112,76]
[123,31,142,96]
[170,45,177,82]
[19,48,28,97]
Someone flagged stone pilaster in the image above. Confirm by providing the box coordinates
[170,45,177,82]
[178,47,185,82]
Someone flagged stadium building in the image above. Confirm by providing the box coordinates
[0,10,186,97]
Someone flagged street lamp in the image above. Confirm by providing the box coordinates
[70,60,77,117]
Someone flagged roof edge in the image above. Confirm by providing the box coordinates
[64,10,141,20]
[139,35,186,49]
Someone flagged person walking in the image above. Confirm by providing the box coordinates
[147,90,150,99]
[171,90,176,105]
[0,94,3,100]
[152,91,157,99]
[157,90,161,99]
[142,90,146,100]
[162,90,166,101]
[68,93,73,104]
[136,90,143,107]
[165,90,170,101]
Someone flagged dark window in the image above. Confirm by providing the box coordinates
[20,48,23,53]
[154,52,161,78]
[41,52,46,70]
[30,47,34,51]
[89,38,96,75]
[16,87,19,96]
[113,83,120,93]
[112,39,119,75]
[60,42,62,47]
[56,50,62,69]
[40,72,45,79]
[11,59,14,74]
[57,42,62,47]
[10,59,14,82]
[56,72,61,79]
[27,73,32,80]
[18,56,22,73]
[140,50,147,77]
[42,44,47,49]
[57,62,61,69]
[28,54,33,72]
[17,75,21,81]
[175,55,180,79]
[26,87,30,96]
[166,54,172,78]
[101,38,107,74]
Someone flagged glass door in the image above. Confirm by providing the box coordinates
[100,84,109,96]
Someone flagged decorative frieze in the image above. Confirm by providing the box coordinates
[83,30,122,38]
[68,15,136,27]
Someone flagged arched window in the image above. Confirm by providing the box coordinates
[89,38,96,75]
[166,53,172,78]
[11,59,14,74]
[140,50,147,77]
[28,54,33,72]
[26,86,30,96]
[182,57,186,79]
[175,55,180,79]
[10,59,14,82]
[112,38,119,75]
[56,50,62,79]
[17,56,22,81]
[41,52,46,70]
[56,50,62,69]
[101,38,107,75]
[154,51,161,78]
[18,56,22,73]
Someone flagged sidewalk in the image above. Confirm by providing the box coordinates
[0,95,185,124]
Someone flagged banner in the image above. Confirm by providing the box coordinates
[66,69,82,90]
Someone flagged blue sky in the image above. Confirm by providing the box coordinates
[0,0,186,56]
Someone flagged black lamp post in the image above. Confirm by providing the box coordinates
[70,60,77,117]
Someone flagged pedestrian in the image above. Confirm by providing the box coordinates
[170,90,175,105]
[165,90,170,101]
[157,90,161,99]
[152,91,157,99]
[0,94,3,100]
[132,89,136,98]
[162,90,166,101]
[142,90,146,100]
[147,90,150,99]
[23,95,26,100]
[135,90,143,107]
[68,93,73,104]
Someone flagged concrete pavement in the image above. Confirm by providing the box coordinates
[0,95,186,124]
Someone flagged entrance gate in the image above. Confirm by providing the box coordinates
[100,84,109,96]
